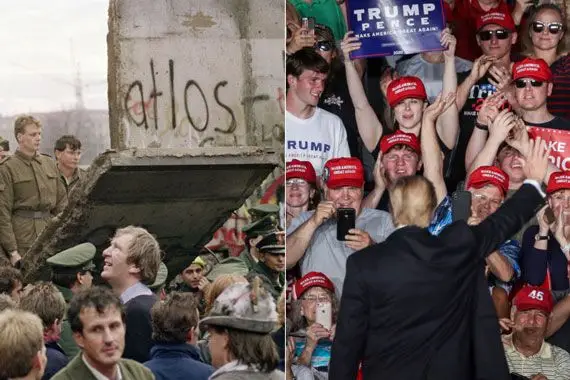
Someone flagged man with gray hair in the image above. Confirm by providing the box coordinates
[199,277,283,379]
[101,225,161,363]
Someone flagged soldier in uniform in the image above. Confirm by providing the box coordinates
[248,231,285,301]
[199,278,283,379]
[46,242,96,359]
[207,204,281,281]
[0,115,67,266]
[54,135,85,194]
[0,137,9,158]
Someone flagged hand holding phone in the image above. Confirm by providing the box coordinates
[452,190,472,222]
[336,208,356,240]
[316,302,332,330]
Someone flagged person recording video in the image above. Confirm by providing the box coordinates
[286,157,394,297]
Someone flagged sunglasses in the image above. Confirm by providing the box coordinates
[315,40,334,52]
[532,21,564,34]
[478,29,510,41]
[514,79,545,88]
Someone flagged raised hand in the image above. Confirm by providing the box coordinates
[505,116,530,154]
[471,55,496,82]
[489,65,513,92]
[523,137,551,183]
[423,92,457,123]
[340,31,362,61]
[440,28,456,59]
[372,152,386,191]
[310,201,336,226]
[489,109,517,143]
[477,91,505,126]
[287,26,315,55]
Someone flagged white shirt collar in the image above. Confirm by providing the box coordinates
[120,281,152,304]
[82,354,122,380]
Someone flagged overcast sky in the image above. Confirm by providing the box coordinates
[0,0,108,116]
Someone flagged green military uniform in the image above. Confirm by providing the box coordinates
[206,204,280,282]
[51,354,155,380]
[59,167,86,194]
[247,232,285,301]
[149,262,168,292]
[0,150,67,255]
[47,242,96,359]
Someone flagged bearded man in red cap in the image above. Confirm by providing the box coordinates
[286,157,394,297]
[500,286,570,378]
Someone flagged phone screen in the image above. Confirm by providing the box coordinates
[336,208,356,241]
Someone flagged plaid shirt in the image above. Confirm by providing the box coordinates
[428,195,521,292]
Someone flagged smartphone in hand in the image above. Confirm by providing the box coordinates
[452,190,472,222]
[316,302,332,330]
[544,207,556,225]
[337,208,356,241]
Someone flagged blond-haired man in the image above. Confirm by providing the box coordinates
[101,226,161,363]
[330,137,551,379]
[0,309,47,380]
[19,282,68,379]
[0,115,67,266]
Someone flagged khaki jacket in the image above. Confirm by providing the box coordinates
[0,150,67,253]
[51,354,155,380]
[59,167,86,194]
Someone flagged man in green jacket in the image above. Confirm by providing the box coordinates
[248,231,285,301]
[207,204,281,281]
[51,286,154,380]
[46,242,96,359]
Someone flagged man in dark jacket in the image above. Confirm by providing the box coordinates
[19,282,68,380]
[330,137,551,380]
[144,292,214,380]
[101,225,161,363]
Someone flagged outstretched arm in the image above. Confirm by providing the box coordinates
[435,29,460,150]
[341,32,385,152]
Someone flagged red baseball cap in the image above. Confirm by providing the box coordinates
[476,10,516,32]
[386,76,427,108]
[513,286,554,314]
[512,57,553,82]
[286,160,317,184]
[322,157,364,189]
[293,271,335,300]
[379,130,421,155]
[547,171,570,194]
[466,166,509,195]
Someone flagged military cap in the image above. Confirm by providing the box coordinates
[242,215,280,238]
[258,231,285,255]
[149,262,168,290]
[199,277,277,333]
[46,243,96,272]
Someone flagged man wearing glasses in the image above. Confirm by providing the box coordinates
[450,10,518,193]
[513,57,569,132]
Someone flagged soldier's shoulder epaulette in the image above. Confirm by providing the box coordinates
[40,153,53,158]
[0,156,12,165]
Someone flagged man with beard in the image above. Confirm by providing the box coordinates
[501,286,570,379]
[361,130,423,211]
[248,231,285,301]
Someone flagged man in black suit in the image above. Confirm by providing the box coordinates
[329,105,551,379]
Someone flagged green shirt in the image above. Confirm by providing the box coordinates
[55,284,79,359]
[290,0,347,41]
[249,261,285,301]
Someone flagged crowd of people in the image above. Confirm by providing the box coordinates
[0,116,287,378]
[286,0,570,379]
